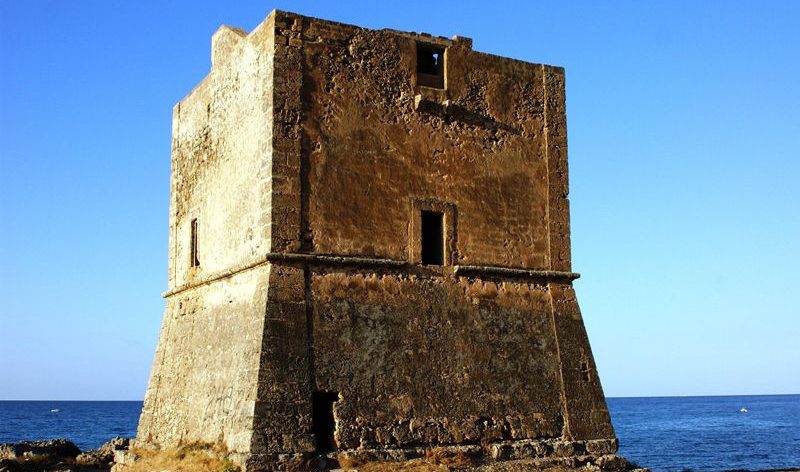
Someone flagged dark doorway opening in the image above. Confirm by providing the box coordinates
[312,391,339,453]
[421,210,444,265]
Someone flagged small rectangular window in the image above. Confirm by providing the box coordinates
[190,218,200,268]
[416,42,445,89]
[421,210,444,265]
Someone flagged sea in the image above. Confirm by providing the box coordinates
[0,395,798,471]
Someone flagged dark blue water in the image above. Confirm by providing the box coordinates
[0,401,141,451]
[0,396,798,471]
[608,395,800,471]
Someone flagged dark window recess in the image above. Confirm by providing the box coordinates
[190,218,200,268]
[312,391,339,453]
[580,361,590,382]
[421,210,444,265]
[416,42,445,89]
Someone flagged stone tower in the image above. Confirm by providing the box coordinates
[136,10,618,470]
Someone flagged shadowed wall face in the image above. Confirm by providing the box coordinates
[294,18,549,447]
[300,25,556,269]
[311,273,565,449]
[285,15,612,449]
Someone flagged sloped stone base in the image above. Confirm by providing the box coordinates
[241,438,644,472]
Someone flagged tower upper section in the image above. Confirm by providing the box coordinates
[167,10,573,293]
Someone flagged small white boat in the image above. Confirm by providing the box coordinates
[740,407,748,413]
[50,409,61,413]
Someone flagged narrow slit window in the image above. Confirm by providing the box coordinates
[580,361,590,382]
[416,42,445,89]
[421,210,444,266]
[312,391,339,453]
[190,218,200,268]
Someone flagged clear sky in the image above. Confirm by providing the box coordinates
[1,0,798,400]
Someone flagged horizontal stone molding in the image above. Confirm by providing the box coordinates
[267,252,407,268]
[454,265,580,282]
[162,258,271,298]
[163,253,579,298]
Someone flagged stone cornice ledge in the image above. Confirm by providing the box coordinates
[163,253,579,298]
[162,253,406,298]
[453,264,580,281]
[267,252,407,267]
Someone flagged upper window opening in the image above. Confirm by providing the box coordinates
[421,210,444,266]
[190,218,200,268]
[416,42,445,89]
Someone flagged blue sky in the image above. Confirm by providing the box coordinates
[1,0,798,400]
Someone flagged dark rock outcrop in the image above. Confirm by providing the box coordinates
[0,438,129,472]
[0,440,81,462]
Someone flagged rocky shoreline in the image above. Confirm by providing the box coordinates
[2,439,798,472]
[0,438,129,472]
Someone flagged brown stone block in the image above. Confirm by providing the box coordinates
[586,438,618,455]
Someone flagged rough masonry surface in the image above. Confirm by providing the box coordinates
[135,10,618,471]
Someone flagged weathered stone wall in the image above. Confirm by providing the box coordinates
[270,11,613,447]
[312,272,564,449]
[250,264,314,456]
[296,18,557,268]
[138,268,270,452]
[139,17,278,454]
[168,19,275,290]
[137,10,616,470]
[549,284,614,440]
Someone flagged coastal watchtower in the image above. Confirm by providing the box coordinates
[136,10,618,470]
